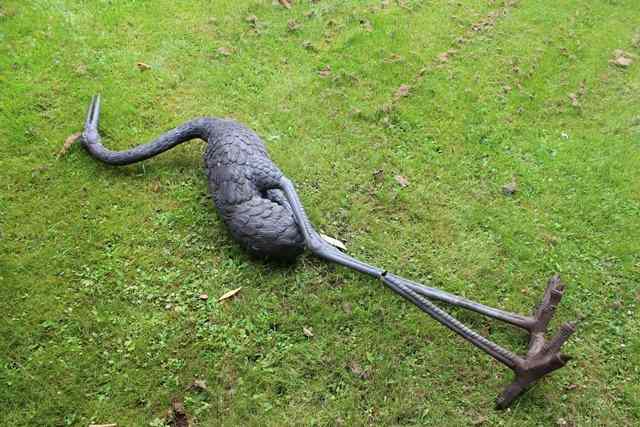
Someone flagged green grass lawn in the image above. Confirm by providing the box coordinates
[1,0,639,425]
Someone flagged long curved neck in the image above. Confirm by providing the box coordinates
[83,117,221,166]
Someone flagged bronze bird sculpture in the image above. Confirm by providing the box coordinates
[79,95,576,409]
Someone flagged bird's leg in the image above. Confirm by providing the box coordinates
[277,177,575,408]
[389,276,536,330]
[276,177,565,335]
[277,178,385,278]
[385,273,577,409]
[387,273,574,350]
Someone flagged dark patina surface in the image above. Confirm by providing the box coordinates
[82,98,304,260]
[79,95,576,409]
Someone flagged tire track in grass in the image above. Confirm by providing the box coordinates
[379,0,522,116]
[391,1,640,276]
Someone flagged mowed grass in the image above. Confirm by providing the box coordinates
[1,0,639,425]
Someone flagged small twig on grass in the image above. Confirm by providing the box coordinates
[57,131,82,159]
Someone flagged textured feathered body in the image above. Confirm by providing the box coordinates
[80,104,304,259]
[202,119,304,259]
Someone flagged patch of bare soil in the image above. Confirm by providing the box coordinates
[167,398,190,427]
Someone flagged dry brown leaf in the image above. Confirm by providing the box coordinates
[360,19,373,32]
[568,92,579,107]
[437,50,457,63]
[136,62,151,71]
[199,293,209,301]
[347,361,369,379]
[394,84,411,100]
[396,0,411,11]
[75,63,87,75]
[372,169,385,183]
[611,49,633,67]
[384,53,404,63]
[302,40,317,51]
[58,131,82,158]
[614,56,633,67]
[303,326,314,337]
[245,15,258,26]
[218,287,242,302]
[188,379,208,392]
[320,233,347,251]
[394,175,409,187]
[348,361,363,375]
[502,177,517,196]
[318,65,331,77]
[279,0,292,9]
[217,47,233,57]
[287,19,301,32]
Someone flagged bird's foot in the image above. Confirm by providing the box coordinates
[496,275,577,409]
